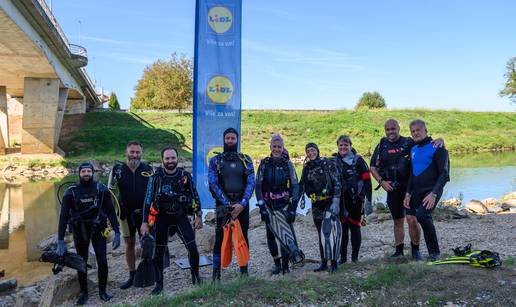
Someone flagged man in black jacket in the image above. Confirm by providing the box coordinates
[108,141,153,289]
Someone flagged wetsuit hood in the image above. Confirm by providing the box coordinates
[223,128,239,153]
[78,162,95,186]
[305,142,320,159]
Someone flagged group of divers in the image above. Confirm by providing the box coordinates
[46,118,450,305]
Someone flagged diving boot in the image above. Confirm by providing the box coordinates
[339,254,348,265]
[240,266,248,277]
[271,264,281,275]
[76,291,88,306]
[212,268,221,282]
[120,270,136,289]
[99,291,113,302]
[329,260,338,274]
[282,257,290,274]
[390,244,404,258]
[271,258,281,275]
[411,243,423,261]
[351,251,359,263]
[191,269,202,285]
[151,282,163,295]
[314,260,328,272]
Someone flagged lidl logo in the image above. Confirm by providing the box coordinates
[206,146,223,166]
[207,76,233,104]
[208,6,233,34]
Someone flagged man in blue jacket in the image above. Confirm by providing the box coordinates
[208,128,255,280]
[403,119,450,261]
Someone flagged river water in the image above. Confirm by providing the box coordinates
[0,152,514,286]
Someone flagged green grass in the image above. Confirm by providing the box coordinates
[128,259,516,306]
[504,256,516,268]
[131,262,426,306]
[59,109,515,165]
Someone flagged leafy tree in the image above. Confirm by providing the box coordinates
[355,91,386,109]
[108,92,120,110]
[131,53,193,111]
[499,57,516,104]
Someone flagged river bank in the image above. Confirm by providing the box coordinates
[58,110,515,164]
[2,192,515,306]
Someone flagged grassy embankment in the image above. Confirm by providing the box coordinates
[58,109,515,166]
[130,258,516,306]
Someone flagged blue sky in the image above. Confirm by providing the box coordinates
[51,0,516,111]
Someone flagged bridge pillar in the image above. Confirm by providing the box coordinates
[0,86,9,154]
[21,78,68,154]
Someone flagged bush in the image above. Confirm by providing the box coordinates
[108,92,120,110]
[355,91,386,109]
[499,57,516,104]
[131,53,193,111]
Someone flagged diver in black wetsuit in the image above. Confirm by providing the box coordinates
[208,128,255,281]
[332,135,372,264]
[300,142,341,272]
[403,119,450,261]
[256,133,300,275]
[57,162,121,305]
[140,147,203,295]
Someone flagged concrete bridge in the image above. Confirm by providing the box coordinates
[0,0,100,155]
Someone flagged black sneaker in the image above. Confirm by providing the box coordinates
[338,258,347,265]
[411,243,423,261]
[390,244,404,258]
[427,253,441,262]
[412,250,423,261]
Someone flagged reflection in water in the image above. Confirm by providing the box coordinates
[0,181,58,286]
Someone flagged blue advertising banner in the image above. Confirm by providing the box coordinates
[193,0,242,209]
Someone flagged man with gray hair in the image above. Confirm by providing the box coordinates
[370,119,443,260]
[403,119,449,261]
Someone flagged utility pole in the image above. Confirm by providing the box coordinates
[78,20,82,44]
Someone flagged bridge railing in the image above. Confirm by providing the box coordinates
[36,0,89,63]
[35,0,101,105]
[35,0,71,47]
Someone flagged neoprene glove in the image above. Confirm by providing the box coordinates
[364,200,373,215]
[112,232,121,250]
[56,240,67,256]
[330,201,340,216]
[286,211,296,223]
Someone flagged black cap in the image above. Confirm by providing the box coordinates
[78,161,94,173]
